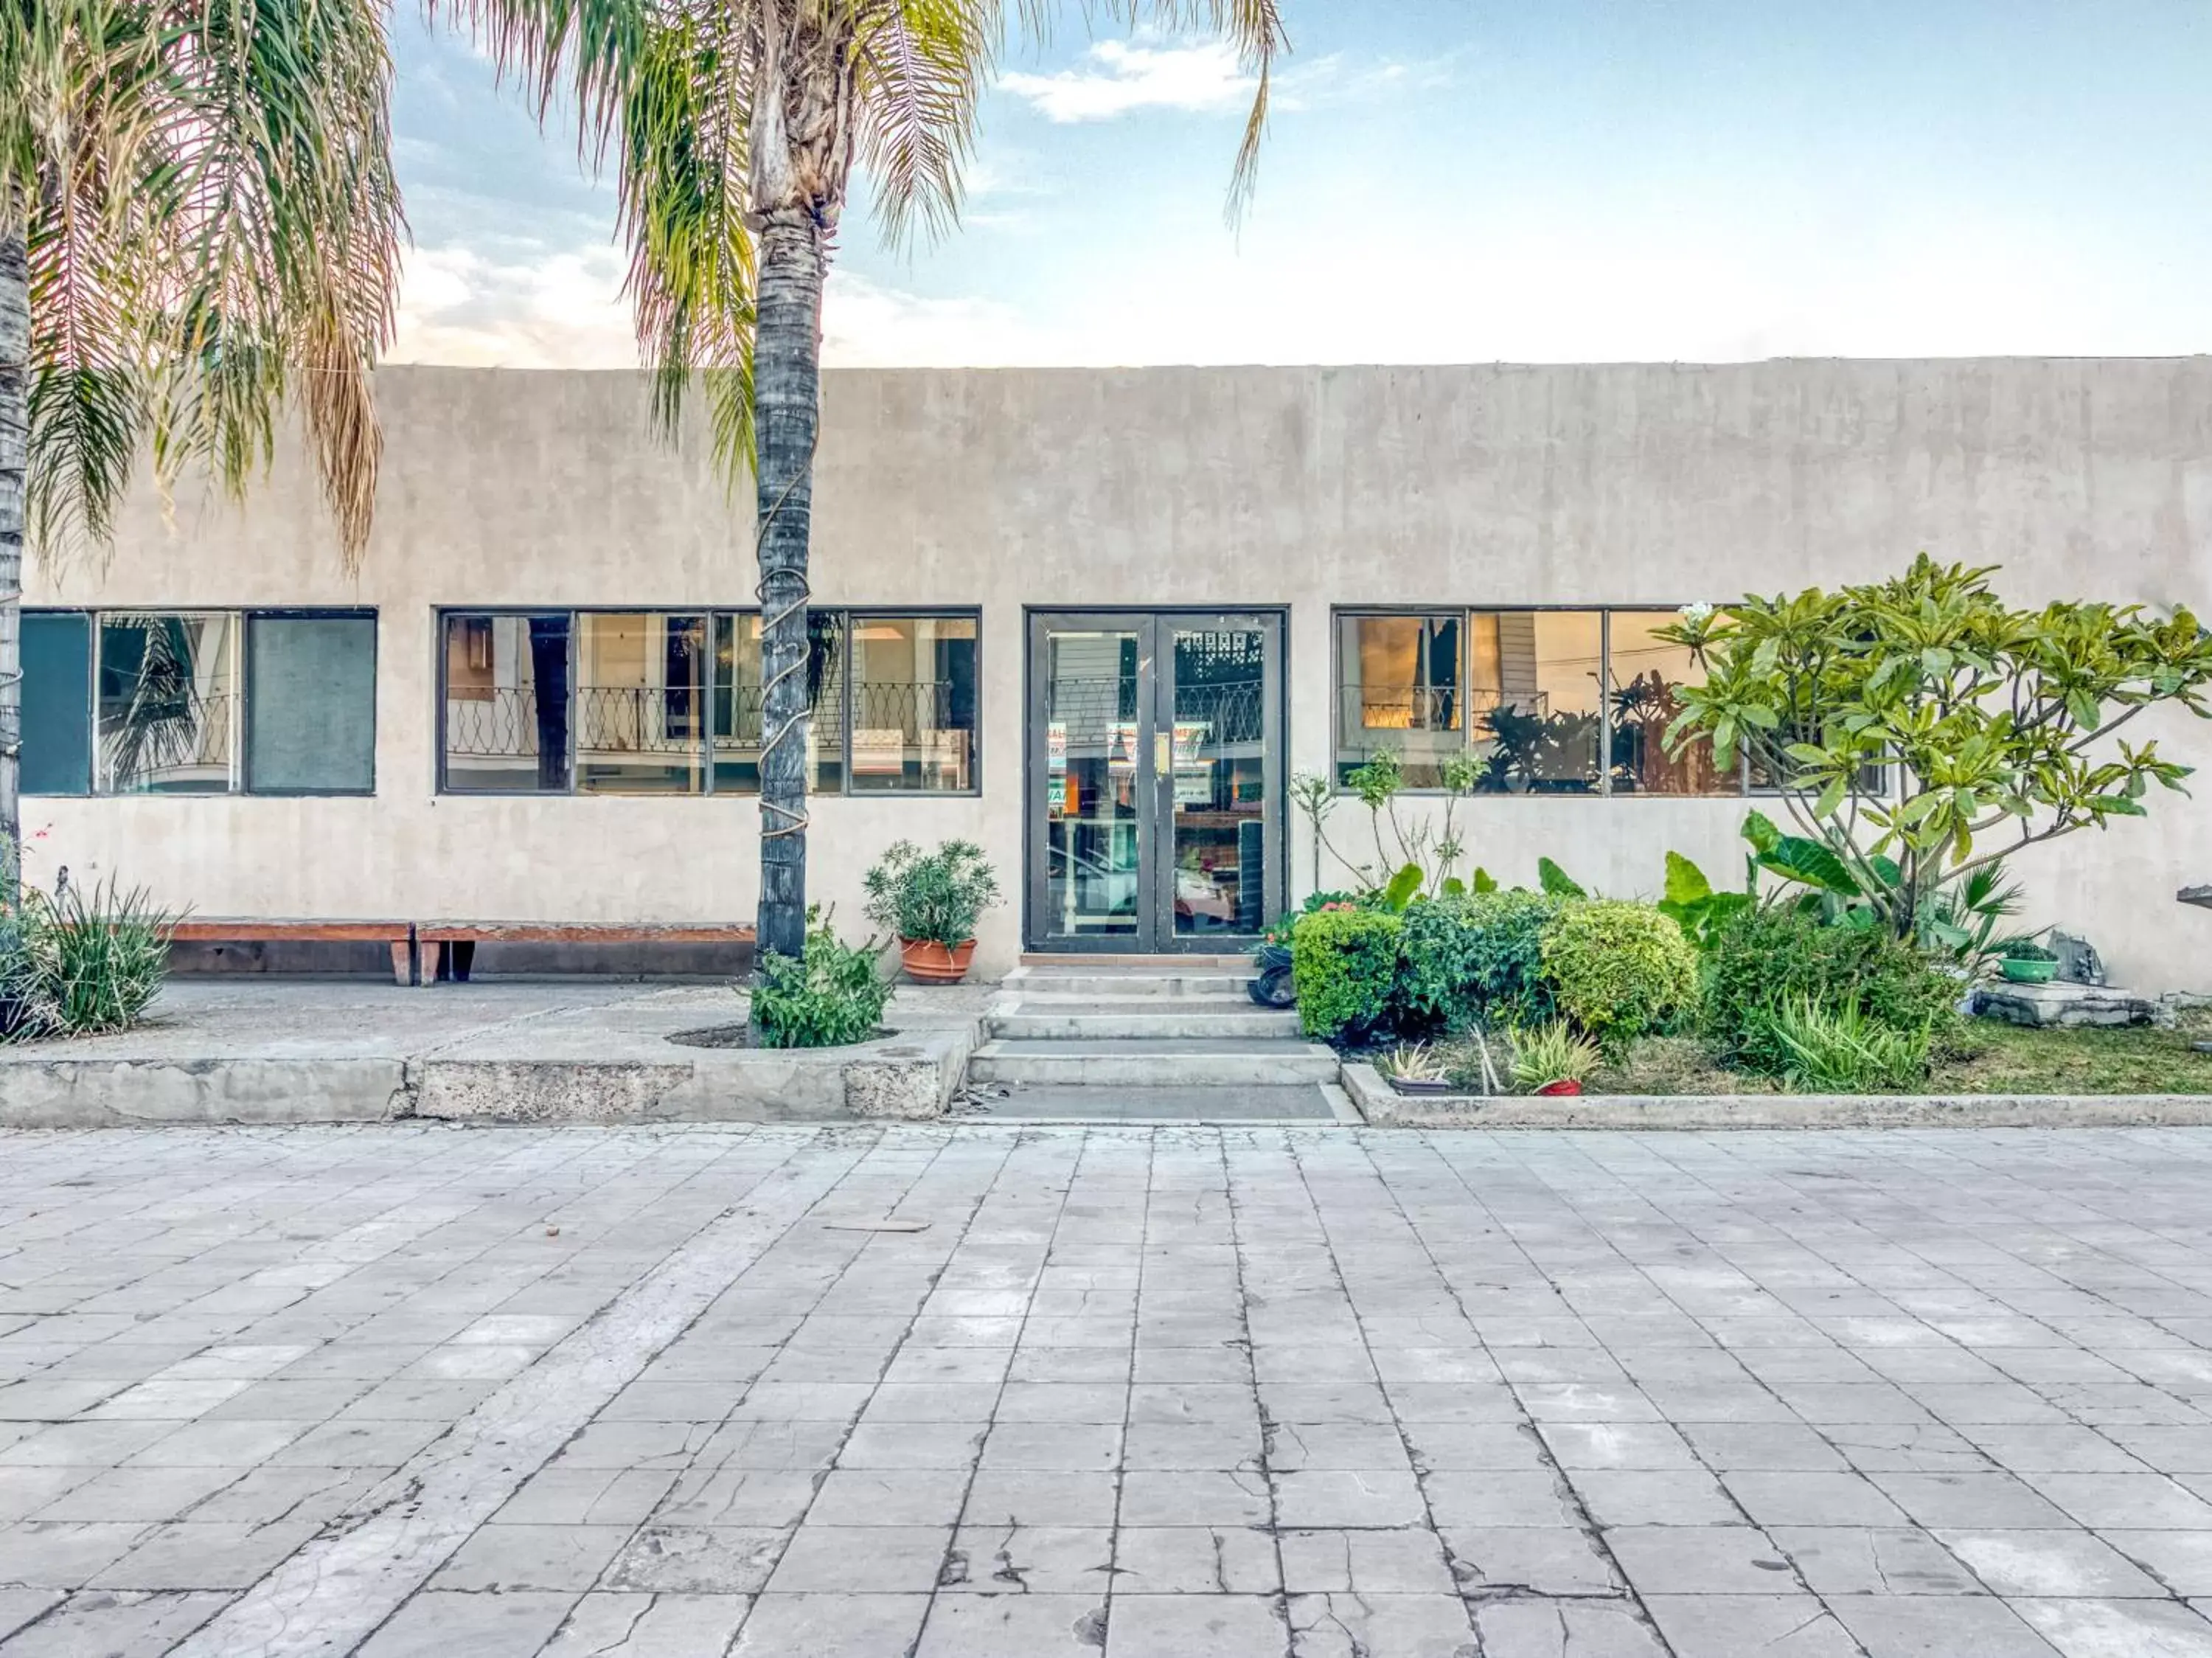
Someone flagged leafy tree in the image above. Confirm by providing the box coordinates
[1660,555,2212,940]
[1,0,403,891]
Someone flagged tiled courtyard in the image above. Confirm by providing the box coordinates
[4,1127,2212,1656]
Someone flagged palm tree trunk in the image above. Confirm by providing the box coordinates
[753,205,824,965]
[0,221,27,908]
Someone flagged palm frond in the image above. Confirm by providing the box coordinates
[1088,0,1285,219]
[851,0,995,249]
[428,0,656,163]
[619,4,757,486]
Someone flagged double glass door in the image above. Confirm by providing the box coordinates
[1028,611,1284,951]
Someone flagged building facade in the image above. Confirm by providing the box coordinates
[21,359,2212,989]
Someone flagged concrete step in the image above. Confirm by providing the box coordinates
[1002,966,1253,999]
[989,1003,1304,1041]
[963,1083,1343,1122]
[967,1038,1340,1087]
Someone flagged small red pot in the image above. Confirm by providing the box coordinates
[1534,1079,1584,1097]
[900,938,976,984]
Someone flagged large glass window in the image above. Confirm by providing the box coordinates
[25,609,374,797]
[96,613,240,794]
[442,614,571,793]
[576,613,706,794]
[849,615,978,792]
[1335,613,1464,787]
[21,612,92,797]
[1333,606,1741,797]
[445,608,978,797]
[246,614,377,794]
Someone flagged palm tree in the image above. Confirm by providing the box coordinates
[0,0,403,893]
[458,0,1285,962]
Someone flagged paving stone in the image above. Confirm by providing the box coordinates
[1470,1598,1666,1657]
[427,1523,633,1591]
[1870,1471,2076,1528]
[1439,1525,1620,1595]
[915,1592,1107,1657]
[2009,1597,2212,1657]
[1273,1469,1428,1528]
[1769,1525,1986,1595]
[536,1591,754,1657]
[1423,1470,1579,1527]
[1941,1530,2168,1598]
[1607,1527,1800,1595]
[601,1525,788,1594]
[1572,1470,1742,1526]
[352,1589,578,1657]
[2023,1472,2212,1529]
[0,1589,229,1656]
[0,1522,153,1588]
[727,1592,931,1657]
[1110,1526,1281,1594]
[1825,1593,2063,1657]
[1644,1594,1863,1657]
[1279,1528,1455,1594]
[942,1524,1112,1593]
[765,1524,950,1592]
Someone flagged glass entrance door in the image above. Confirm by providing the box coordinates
[1028,611,1283,951]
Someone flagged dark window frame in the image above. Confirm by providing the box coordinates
[24,606,378,798]
[434,606,984,799]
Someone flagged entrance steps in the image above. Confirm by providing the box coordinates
[969,965,1338,1093]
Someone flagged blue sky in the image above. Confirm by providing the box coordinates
[389,1,2212,367]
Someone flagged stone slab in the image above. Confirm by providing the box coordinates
[1343,1061,2212,1128]
[1974,979,2156,1028]
[0,981,984,1127]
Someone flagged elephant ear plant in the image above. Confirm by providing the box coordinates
[863,839,1002,984]
[1659,557,2212,942]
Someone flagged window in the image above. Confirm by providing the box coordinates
[1334,606,1739,797]
[441,608,978,797]
[24,609,374,797]
[21,613,92,797]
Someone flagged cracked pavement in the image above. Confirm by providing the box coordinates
[4,1126,2212,1655]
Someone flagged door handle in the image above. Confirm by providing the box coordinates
[1153,731,1172,774]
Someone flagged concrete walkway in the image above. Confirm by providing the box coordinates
[4,1124,2212,1655]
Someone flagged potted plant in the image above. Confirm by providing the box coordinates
[1509,1021,1601,1097]
[863,839,1002,984]
[1379,1041,1455,1096]
[1995,937,2060,985]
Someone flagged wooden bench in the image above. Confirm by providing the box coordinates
[170,920,417,985]
[414,922,757,985]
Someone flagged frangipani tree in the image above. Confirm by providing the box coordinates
[0,0,403,885]
[453,0,1287,962]
[1659,555,2212,940]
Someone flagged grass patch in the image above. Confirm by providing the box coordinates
[1589,1036,1776,1096]
[1930,1012,2212,1096]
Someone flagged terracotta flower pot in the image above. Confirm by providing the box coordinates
[1534,1078,1584,1097]
[900,938,976,984]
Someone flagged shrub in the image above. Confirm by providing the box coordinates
[1703,906,1962,1076]
[1509,1021,1601,1092]
[1766,995,1934,1092]
[0,878,175,1043]
[1390,889,1562,1033]
[751,913,893,1049]
[1291,906,1402,1041]
[861,839,1001,947]
[1539,900,1700,1050]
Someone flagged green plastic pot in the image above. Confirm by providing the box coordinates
[1999,957,2058,985]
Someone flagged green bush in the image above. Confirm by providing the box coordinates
[0,878,175,1043]
[1703,906,1962,1076]
[1291,906,1402,1041]
[1391,889,1562,1033]
[751,914,893,1049]
[1766,994,1934,1092]
[1539,900,1700,1050]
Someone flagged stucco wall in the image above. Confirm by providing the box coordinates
[25,359,2212,990]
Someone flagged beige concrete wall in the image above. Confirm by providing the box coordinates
[25,359,2212,989]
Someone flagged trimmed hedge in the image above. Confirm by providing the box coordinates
[1391,889,1562,1033]
[1539,900,1700,1050]
[1291,907,1402,1040]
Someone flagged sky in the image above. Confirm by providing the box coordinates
[389,1,2212,370]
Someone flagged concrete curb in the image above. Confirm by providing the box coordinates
[0,1028,977,1128]
[1342,1062,2212,1128]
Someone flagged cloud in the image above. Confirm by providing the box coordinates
[1001,40,1255,123]
[821,274,1058,367]
[391,242,635,368]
